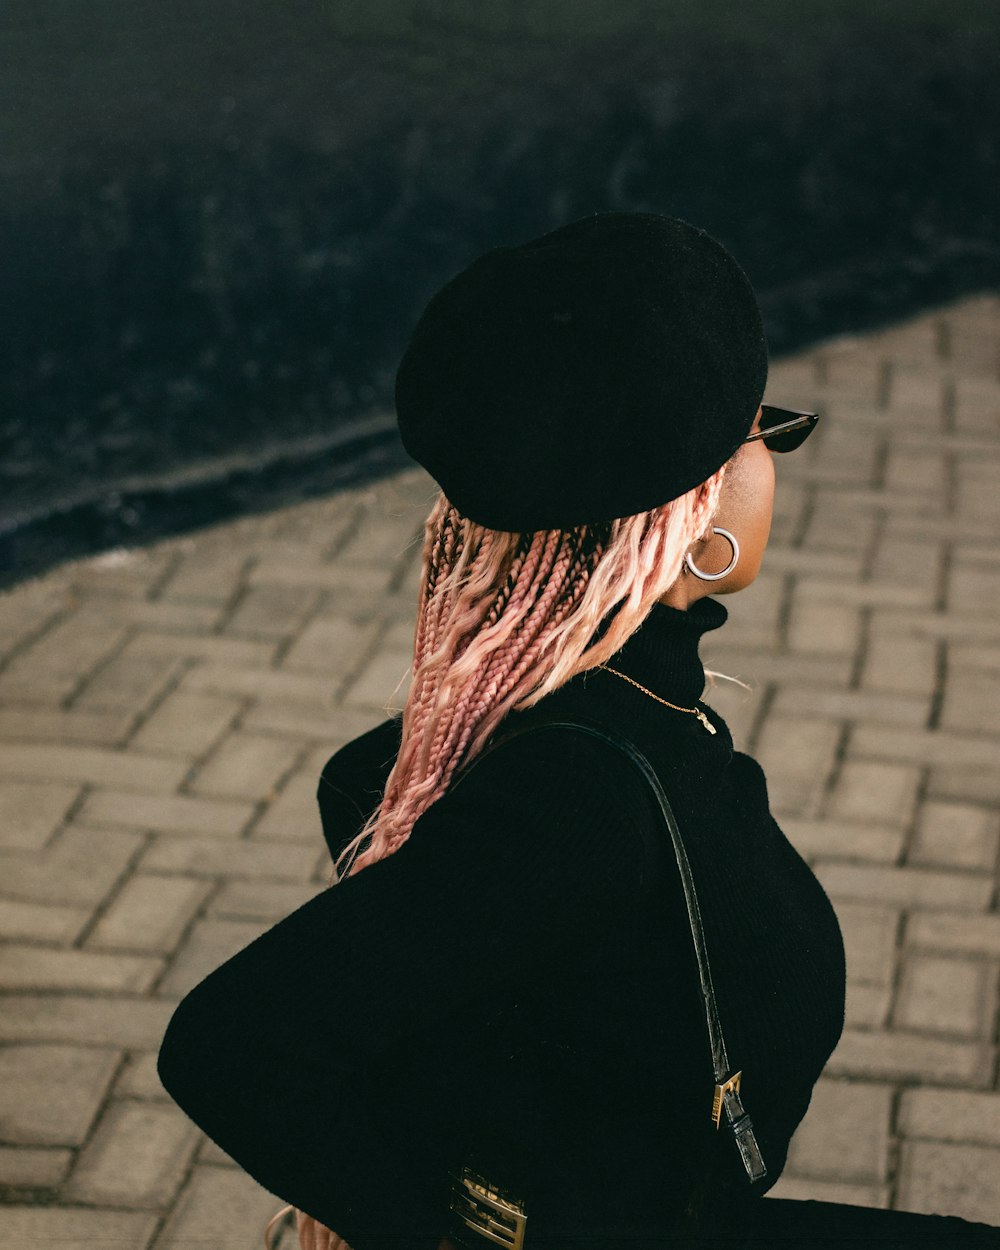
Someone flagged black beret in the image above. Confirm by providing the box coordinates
[395,211,768,531]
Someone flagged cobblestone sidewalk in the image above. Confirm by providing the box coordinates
[1,294,999,1248]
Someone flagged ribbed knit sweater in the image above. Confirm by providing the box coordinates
[159,596,850,1247]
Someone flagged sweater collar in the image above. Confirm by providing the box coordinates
[597,595,728,708]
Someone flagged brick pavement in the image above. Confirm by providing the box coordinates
[1,293,999,1247]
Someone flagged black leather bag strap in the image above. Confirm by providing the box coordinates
[467,714,767,1184]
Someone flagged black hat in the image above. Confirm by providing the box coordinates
[395,212,768,532]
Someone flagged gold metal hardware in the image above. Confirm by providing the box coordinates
[712,1070,742,1129]
[449,1167,527,1250]
[694,709,717,735]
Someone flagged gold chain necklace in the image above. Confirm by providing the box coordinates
[597,665,717,735]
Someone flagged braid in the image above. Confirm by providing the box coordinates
[330,467,726,882]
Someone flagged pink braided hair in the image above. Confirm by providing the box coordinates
[265,466,727,1250]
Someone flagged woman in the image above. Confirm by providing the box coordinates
[158,213,1000,1248]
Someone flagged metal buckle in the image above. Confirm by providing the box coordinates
[449,1166,527,1250]
[711,1070,742,1129]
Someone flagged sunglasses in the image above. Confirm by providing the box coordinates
[744,404,820,453]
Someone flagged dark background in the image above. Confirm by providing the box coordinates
[2,0,999,588]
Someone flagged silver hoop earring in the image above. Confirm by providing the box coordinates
[684,527,740,582]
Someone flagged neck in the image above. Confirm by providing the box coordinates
[656,576,709,612]
[597,596,728,708]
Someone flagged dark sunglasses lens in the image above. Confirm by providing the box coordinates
[759,407,818,453]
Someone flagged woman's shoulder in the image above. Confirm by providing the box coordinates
[318,715,403,794]
[421,711,669,897]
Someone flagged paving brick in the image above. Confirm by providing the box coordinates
[849,724,1000,771]
[77,596,224,633]
[76,789,256,838]
[181,661,340,703]
[0,994,173,1048]
[770,685,930,728]
[154,1162,288,1250]
[240,701,379,742]
[122,630,279,668]
[701,571,783,649]
[141,837,322,881]
[380,615,417,655]
[874,322,937,378]
[0,945,162,994]
[940,667,1000,737]
[87,875,212,954]
[825,1028,993,1087]
[60,546,175,597]
[684,645,854,691]
[754,545,865,580]
[897,1140,1000,1225]
[280,615,375,674]
[190,732,301,800]
[129,689,243,758]
[209,879,318,922]
[870,606,1000,645]
[753,715,841,818]
[0,742,188,792]
[196,1136,235,1166]
[0,1044,120,1145]
[0,1144,73,1189]
[158,918,266,998]
[114,1051,173,1101]
[0,705,132,745]
[252,771,326,841]
[801,491,877,555]
[343,647,413,710]
[0,610,130,703]
[894,954,995,1037]
[951,641,1000,675]
[951,541,1000,575]
[908,912,1000,958]
[949,563,1000,619]
[844,982,890,1030]
[927,764,1000,807]
[899,1089,1000,1149]
[786,595,860,657]
[816,485,945,519]
[65,1100,200,1207]
[806,576,938,610]
[250,558,394,593]
[0,828,142,906]
[911,800,1000,871]
[860,626,938,697]
[826,760,921,827]
[0,580,68,643]
[0,897,88,943]
[785,1078,892,1182]
[0,1206,158,1250]
[0,779,81,852]
[814,862,993,912]
[835,902,899,986]
[883,447,948,499]
[779,446,880,487]
[72,651,185,715]
[223,583,319,639]
[158,546,248,603]
[778,817,905,864]
[337,504,423,566]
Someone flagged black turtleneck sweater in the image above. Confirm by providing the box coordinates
[159,597,852,1246]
